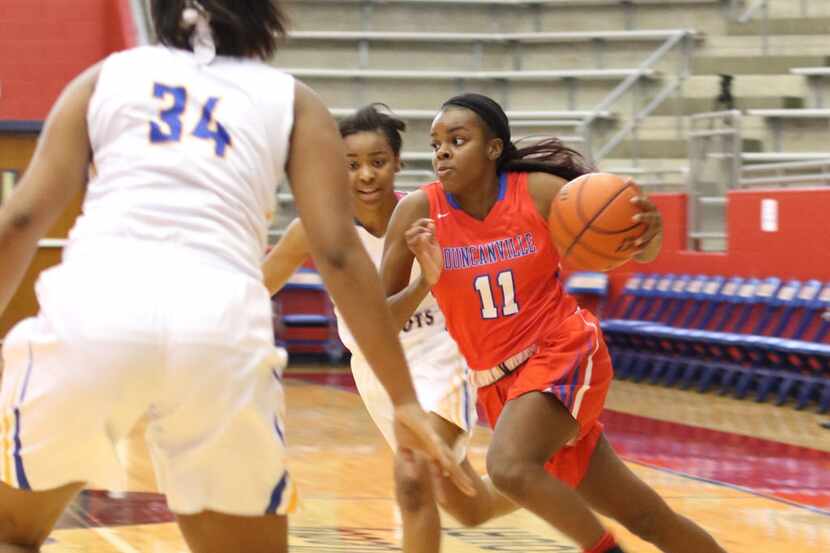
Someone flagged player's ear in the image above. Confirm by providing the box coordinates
[487,138,503,161]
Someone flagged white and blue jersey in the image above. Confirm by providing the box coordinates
[72,45,293,279]
[1,46,297,516]
[337,218,477,460]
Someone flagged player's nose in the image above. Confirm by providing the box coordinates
[435,143,451,160]
[359,165,374,182]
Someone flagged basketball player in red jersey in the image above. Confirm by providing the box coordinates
[381,93,728,553]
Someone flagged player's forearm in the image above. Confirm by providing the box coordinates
[387,275,431,330]
[263,254,308,296]
[0,209,44,315]
[312,246,418,406]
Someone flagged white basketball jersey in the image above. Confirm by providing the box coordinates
[336,222,447,355]
[71,46,294,278]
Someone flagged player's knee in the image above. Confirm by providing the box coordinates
[486,452,534,499]
[395,473,431,513]
[394,458,432,513]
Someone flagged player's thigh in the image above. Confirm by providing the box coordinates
[0,481,83,548]
[147,345,293,517]
[176,511,287,553]
[410,336,478,438]
[489,391,579,466]
[1,315,150,493]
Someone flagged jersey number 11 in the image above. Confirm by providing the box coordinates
[474,271,519,320]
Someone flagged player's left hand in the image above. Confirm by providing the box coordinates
[393,402,476,497]
[631,194,663,263]
[405,218,442,285]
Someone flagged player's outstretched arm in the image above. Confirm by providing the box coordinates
[287,81,416,404]
[380,192,434,329]
[0,64,100,315]
[287,82,474,495]
[262,218,311,296]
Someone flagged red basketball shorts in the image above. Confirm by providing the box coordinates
[477,309,613,487]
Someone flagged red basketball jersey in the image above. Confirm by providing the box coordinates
[423,172,578,370]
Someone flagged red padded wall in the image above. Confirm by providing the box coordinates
[0,0,136,120]
[601,188,830,302]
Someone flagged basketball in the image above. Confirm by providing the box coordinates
[548,172,647,272]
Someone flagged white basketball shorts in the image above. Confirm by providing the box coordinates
[350,329,477,462]
[0,247,294,517]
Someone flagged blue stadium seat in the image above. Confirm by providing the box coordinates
[637,276,744,389]
[743,280,823,398]
[278,268,345,361]
[604,274,679,379]
[726,279,804,400]
[601,271,830,411]
[769,282,830,410]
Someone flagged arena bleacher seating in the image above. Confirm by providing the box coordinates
[600,273,830,411]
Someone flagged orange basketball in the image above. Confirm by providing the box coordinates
[548,172,646,272]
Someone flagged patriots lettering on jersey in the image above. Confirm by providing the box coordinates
[402,309,436,332]
[442,233,537,271]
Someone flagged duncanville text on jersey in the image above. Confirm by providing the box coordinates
[442,233,538,271]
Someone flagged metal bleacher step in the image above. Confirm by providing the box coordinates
[692,54,830,76]
[652,95,805,116]
[607,138,762,159]
[727,17,830,36]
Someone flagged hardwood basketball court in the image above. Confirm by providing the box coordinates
[40,364,830,552]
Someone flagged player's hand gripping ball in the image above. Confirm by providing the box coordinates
[548,172,659,271]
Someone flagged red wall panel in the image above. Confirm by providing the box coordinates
[0,0,136,120]
[597,188,830,305]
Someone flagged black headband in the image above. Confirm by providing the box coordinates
[442,93,513,151]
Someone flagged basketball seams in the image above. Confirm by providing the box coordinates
[576,174,643,234]
[570,236,637,263]
[564,179,638,259]
[549,187,579,249]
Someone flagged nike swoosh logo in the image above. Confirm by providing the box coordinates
[437,213,449,219]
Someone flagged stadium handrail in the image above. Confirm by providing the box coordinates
[742,158,830,173]
[791,68,830,76]
[286,29,702,44]
[329,108,617,121]
[277,67,660,81]
[747,109,830,119]
[287,0,720,6]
